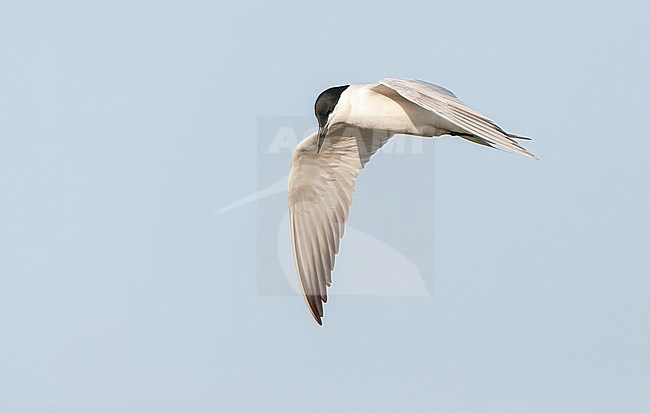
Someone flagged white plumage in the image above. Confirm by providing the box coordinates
[289,78,536,324]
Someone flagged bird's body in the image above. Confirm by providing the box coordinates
[289,78,536,324]
[335,83,455,137]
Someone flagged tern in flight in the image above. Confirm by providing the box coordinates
[288,78,536,324]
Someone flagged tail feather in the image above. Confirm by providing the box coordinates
[449,131,538,160]
[507,133,532,141]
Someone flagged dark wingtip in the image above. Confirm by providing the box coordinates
[305,294,325,325]
[310,307,323,325]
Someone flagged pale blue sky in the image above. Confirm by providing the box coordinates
[1,1,649,412]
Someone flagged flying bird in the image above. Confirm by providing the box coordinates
[288,78,536,324]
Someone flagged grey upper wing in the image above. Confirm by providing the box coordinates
[288,127,391,324]
[379,78,537,159]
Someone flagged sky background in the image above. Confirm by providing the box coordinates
[1,1,649,412]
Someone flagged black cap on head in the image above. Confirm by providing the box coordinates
[314,85,349,128]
